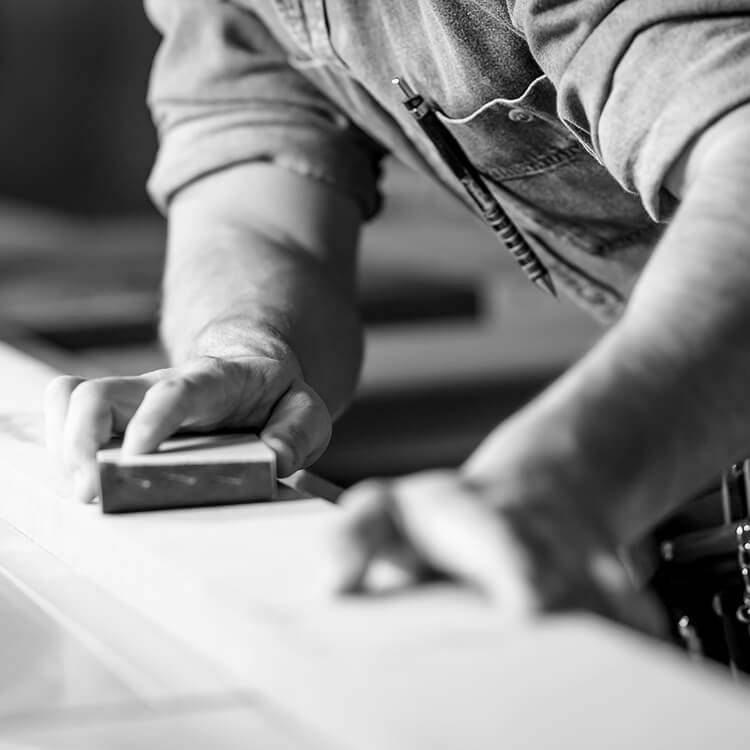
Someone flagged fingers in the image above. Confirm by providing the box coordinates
[325,480,402,592]
[45,373,156,501]
[585,551,668,637]
[121,357,288,456]
[44,375,85,480]
[121,377,198,456]
[386,474,537,612]
[121,359,231,455]
[45,355,332,502]
[328,472,536,611]
[330,472,662,628]
[60,380,117,502]
[260,383,331,476]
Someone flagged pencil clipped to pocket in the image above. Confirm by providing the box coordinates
[96,433,277,513]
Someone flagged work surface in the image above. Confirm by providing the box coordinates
[1,341,749,749]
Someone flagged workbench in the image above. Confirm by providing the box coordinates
[1,340,749,749]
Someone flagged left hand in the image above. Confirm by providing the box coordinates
[323,470,665,635]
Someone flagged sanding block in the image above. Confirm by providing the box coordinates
[96,433,277,513]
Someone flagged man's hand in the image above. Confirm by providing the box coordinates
[43,164,363,503]
[325,470,664,635]
[326,103,750,633]
[45,350,331,502]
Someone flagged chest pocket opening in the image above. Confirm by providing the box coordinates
[435,74,655,253]
[436,74,581,181]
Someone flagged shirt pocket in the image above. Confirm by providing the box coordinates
[437,74,656,255]
[437,74,581,181]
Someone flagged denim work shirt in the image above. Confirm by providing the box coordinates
[144,0,750,323]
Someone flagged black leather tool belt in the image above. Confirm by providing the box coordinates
[652,462,750,676]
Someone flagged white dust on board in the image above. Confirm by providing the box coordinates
[0,413,44,446]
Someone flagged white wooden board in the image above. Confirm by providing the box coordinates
[2,341,750,750]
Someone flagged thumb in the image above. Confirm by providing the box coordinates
[260,382,331,476]
[390,473,538,614]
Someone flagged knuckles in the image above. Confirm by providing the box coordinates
[46,356,330,475]
[182,355,227,380]
[66,379,113,409]
[44,375,84,404]
[145,376,191,398]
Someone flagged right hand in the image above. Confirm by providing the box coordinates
[44,352,331,502]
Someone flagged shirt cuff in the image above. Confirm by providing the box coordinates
[147,106,384,219]
[545,5,750,222]
[634,29,750,219]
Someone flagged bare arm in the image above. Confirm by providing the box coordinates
[46,0,386,500]
[162,162,364,418]
[324,105,750,628]
[45,164,365,498]
[466,103,750,544]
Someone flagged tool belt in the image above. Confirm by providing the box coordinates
[652,462,750,676]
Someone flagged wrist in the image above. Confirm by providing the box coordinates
[466,325,679,546]
[182,313,298,366]
[165,304,361,420]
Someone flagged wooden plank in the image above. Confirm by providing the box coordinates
[0,519,244,710]
[0,554,143,718]
[2,341,750,749]
[3,702,329,750]
[0,519,328,748]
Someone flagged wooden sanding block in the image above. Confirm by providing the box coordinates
[96,433,277,513]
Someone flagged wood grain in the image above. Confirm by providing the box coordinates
[97,435,276,513]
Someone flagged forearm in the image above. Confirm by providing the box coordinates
[160,164,364,418]
[467,112,750,545]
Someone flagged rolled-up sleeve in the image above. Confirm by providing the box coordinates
[144,0,385,217]
[507,1,750,219]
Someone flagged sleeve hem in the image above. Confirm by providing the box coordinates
[638,86,750,222]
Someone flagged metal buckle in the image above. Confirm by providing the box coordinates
[734,521,750,625]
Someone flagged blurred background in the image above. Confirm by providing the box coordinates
[0,0,601,486]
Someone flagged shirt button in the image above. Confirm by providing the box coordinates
[508,108,534,123]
